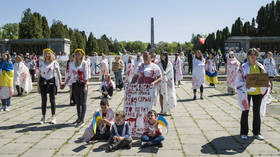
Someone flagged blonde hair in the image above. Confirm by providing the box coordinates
[15,55,23,62]
[195,50,203,60]
[115,111,126,118]
[74,53,84,65]
[43,52,55,62]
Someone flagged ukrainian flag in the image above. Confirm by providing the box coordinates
[0,61,14,87]
[158,115,168,133]
[92,112,101,134]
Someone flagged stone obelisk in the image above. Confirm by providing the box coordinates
[150,17,155,52]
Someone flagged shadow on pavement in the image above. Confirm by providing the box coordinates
[208,93,231,97]
[177,98,194,102]
[15,123,73,133]
[92,143,108,152]
[32,104,73,109]
[201,135,254,155]
[0,122,38,130]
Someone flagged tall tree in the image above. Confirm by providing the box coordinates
[41,16,50,38]
[19,8,33,39]
[50,20,66,38]
[32,12,43,38]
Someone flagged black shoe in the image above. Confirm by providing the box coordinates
[76,121,85,127]
[193,95,197,100]
[156,143,163,148]
[72,119,80,125]
[124,143,132,149]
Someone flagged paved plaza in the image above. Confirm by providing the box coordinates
[0,81,280,157]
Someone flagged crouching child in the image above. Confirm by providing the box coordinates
[106,111,132,152]
[82,98,114,142]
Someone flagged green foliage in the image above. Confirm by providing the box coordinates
[19,8,33,39]
[1,23,19,39]
[42,16,50,38]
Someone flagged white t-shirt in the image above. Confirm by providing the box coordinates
[68,61,89,84]
[39,61,59,80]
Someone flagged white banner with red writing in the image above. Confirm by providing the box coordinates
[123,83,157,137]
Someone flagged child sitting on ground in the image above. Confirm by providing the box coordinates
[106,111,132,152]
[82,98,114,142]
[100,75,114,99]
[141,110,165,148]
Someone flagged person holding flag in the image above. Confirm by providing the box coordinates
[82,98,114,142]
[0,52,14,111]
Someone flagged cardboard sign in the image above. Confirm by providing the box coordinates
[123,83,155,137]
[246,73,269,87]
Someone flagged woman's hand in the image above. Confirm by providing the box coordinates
[83,86,87,94]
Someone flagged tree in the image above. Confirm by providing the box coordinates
[250,18,257,36]
[19,8,33,39]
[32,12,43,38]
[97,39,109,55]
[243,21,251,36]
[231,17,243,36]
[41,16,50,38]
[86,32,99,55]
[1,23,19,39]
[50,20,67,38]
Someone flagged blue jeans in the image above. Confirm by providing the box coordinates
[141,135,164,145]
[114,69,123,87]
[1,97,11,107]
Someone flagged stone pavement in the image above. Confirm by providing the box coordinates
[0,81,279,157]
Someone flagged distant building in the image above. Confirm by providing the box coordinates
[225,36,280,53]
[0,38,71,55]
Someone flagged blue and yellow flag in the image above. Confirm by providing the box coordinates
[0,61,14,87]
[218,48,222,56]
[92,112,101,134]
[157,115,168,133]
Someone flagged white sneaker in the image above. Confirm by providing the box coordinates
[5,107,10,111]
[240,135,248,140]
[40,117,45,124]
[254,134,264,140]
[50,117,56,124]
[107,95,111,99]
[0,107,5,112]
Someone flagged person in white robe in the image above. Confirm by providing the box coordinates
[173,52,183,86]
[226,51,240,95]
[263,51,278,93]
[100,54,109,81]
[158,52,176,114]
[125,56,134,83]
[192,50,205,100]
[13,55,32,96]
[133,52,143,73]
[235,48,270,141]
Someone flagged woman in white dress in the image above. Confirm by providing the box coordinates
[13,55,32,96]
[158,52,176,114]
[263,51,278,92]
[192,50,205,100]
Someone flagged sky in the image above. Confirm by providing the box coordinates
[0,0,273,43]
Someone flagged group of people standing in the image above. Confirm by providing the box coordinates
[0,47,277,146]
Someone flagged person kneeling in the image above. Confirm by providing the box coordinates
[141,110,164,148]
[82,98,114,142]
[106,111,132,152]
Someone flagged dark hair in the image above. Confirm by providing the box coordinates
[148,110,158,117]
[247,48,259,57]
[100,98,109,106]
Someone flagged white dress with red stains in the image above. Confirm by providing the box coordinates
[100,58,109,79]
[158,60,176,113]
[226,57,240,89]
[173,57,183,82]
[125,60,135,83]
[39,61,60,88]
[13,61,32,93]
[235,62,270,116]
[263,58,278,77]
[192,57,205,89]
[68,61,89,84]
